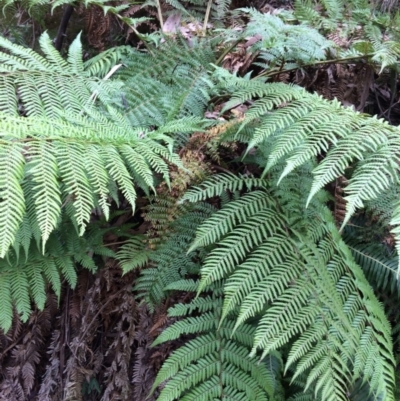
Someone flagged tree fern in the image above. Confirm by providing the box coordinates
[178,173,395,401]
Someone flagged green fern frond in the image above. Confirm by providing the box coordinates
[0,144,26,257]
[220,75,400,275]
[181,173,267,203]
[114,37,217,130]
[240,8,332,73]
[0,107,184,254]
[0,217,121,330]
[135,202,215,308]
[152,281,276,401]
[346,239,399,294]
[0,32,120,118]
[29,141,62,252]
[182,174,395,401]
[116,236,150,274]
[188,190,275,252]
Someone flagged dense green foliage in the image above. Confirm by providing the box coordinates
[1,1,400,400]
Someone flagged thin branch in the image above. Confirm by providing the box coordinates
[54,4,74,51]
[203,0,213,33]
[216,38,243,66]
[257,53,375,79]
[113,13,154,54]
[156,0,164,31]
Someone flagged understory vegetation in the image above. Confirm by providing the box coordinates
[1,0,400,400]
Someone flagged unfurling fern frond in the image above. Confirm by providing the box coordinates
[180,174,395,401]
[151,280,279,401]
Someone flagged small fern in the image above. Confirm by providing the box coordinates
[240,8,332,73]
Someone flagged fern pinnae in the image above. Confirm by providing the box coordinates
[100,145,137,209]
[116,237,149,274]
[84,46,132,77]
[119,145,155,191]
[164,278,200,293]
[250,277,316,356]
[248,99,317,152]
[276,113,358,184]
[168,295,219,317]
[134,141,171,187]
[38,32,69,71]
[0,35,49,70]
[0,76,18,115]
[266,107,335,170]
[10,266,31,322]
[348,241,399,292]
[232,259,305,330]
[198,208,287,292]
[221,81,300,114]
[0,270,13,331]
[54,254,77,288]
[156,357,221,401]
[151,334,221,393]
[67,33,84,74]
[188,190,274,252]
[41,257,62,298]
[153,278,275,401]
[221,237,293,322]
[152,312,217,347]
[29,141,62,252]
[26,260,46,310]
[306,137,367,207]
[19,74,48,117]
[181,174,267,204]
[85,144,111,219]
[0,143,25,257]
[340,149,397,228]
[56,142,94,235]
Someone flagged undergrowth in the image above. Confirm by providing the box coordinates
[0,1,400,400]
